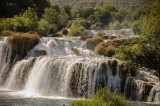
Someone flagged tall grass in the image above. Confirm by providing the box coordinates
[9,32,40,40]
[71,88,131,106]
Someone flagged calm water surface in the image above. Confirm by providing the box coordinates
[0,90,72,106]
[0,90,159,106]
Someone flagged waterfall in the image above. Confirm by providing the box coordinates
[26,37,95,57]
[5,56,121,97]
[0,37,12,85]
[148,84,160,103]
[0,36,160,103]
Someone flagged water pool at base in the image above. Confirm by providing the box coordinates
[0,90,160,106]
[0,90,72,106]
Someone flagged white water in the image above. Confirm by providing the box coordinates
[0,37,12,85]
[0,37,159,104]
[5,56,121,98]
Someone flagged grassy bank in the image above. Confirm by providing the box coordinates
[71,88,131,106]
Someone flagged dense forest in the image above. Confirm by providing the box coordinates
[50,0,148,13]
[0,0,149,36]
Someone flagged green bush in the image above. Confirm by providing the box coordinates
[94,43,117,57]
[0,7,39,33]
[71,88,130,106]
[62,28,68,35]
[86,35,103,50]
[94,42,104,55]
[38,19,50,36]
[68,26,83,36]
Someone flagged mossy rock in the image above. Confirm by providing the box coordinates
[86,35,103,51]
[111,59,118,76]
[35,49,47,56]
[9,32,40,62]
[71,47,80,55]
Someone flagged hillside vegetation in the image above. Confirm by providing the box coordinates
[50,0,148,13]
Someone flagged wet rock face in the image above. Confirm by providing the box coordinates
[9,36,39,62]
[35,49,47,56]
[148,84,160,103]
[125,77,153,101]
[124,70,160,102]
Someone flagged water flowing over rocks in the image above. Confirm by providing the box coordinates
[0,36,160,104]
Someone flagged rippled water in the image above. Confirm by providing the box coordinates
[0,90,160,106]
[0,90,72,106]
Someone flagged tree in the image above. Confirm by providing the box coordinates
[43,7,59,33]
[79,7,95,19]
[0,0,50,18]
[22,7,39,31]
[68,26,83,36]
[59,10,69,28]
[139,5,160,75]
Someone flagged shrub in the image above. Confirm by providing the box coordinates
[94,44,117,57]
[113,53,126,60]
[71,100,108,106]
[104,45,117,57]
[9,32,40,40]
[86,35,103,50]
[71,88,130,106]
[62,28,68,35]
[94,42,104,55]
[0,30,12,36]
[109,21,122,30]
[68,26,83,36]
[38,19,50,36]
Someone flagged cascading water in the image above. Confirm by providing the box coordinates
[0,37,12,85]
[0,36,160,104]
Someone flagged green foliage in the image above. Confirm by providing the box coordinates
[79,7,95,19]
[138,2,160,74]
[21,7,39,31]
[94,43,117,57]
[71,88,130,106]
[132,20,142,35]
[43,7,59,32]
[86,35,103,50]
[109,21,122,30]
[38,19,50,36]
[0,7,39,32]
[42,6,69,33]
[62,28,68,35]
[68,26,83,36]
[59,10,69,27]
[71,100,108,106]
[0,0,50,18]
[71,18,90,29]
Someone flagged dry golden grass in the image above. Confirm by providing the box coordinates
[9,32,40,40]
[86,35,103,50]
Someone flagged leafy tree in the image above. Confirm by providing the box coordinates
[59,10,69,28]
[68,26,83,36]
[22,7,39,31]
[79,7,95,19]
[43,7,59,33]
[61,3,72,18]
[38,19,50,36]
[0,0,50,18]
[139,3,160,74]
[71,18,90,29]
